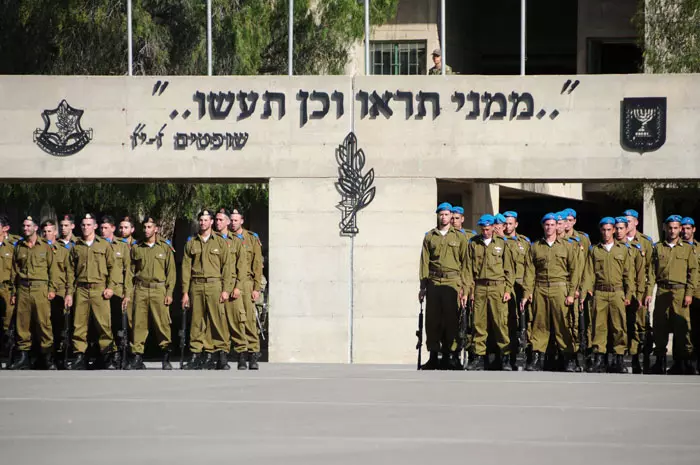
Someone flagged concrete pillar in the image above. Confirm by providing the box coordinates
[470,183,499,227]
[643,184,661,241]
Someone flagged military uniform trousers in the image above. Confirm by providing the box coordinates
[472,281,510,356]
[1,284,14,331]
[15,281,53,352]
[131,283,172,354]
[530,283,575,354]
[627,299,645,355]
[72,285,114,354]
[654,287,693,357]
[188,280,229,353]
[425,281,459,353]
[590,290,626,355]
[228,280,259,353]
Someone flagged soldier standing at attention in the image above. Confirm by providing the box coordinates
[230,208,264,370]
[41,219,71,368]
[428,48,452,75]
[0,215,17,354]
[503,211,531,370]
[118,216,138,248]
[65,213,118,370]
[680,217,700,372]
[58,214,76,247]
[648,215,698,375]
[100,215,132,368]
[9,215,59,370]
[465,214,514,371]
[418,202,468,370]
[521,213,578,372]
[130,216,176,370]
[450,206,476,240]
[181,209,232,370]
[580,217,633,373]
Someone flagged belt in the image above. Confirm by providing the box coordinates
[429,270,459,279]
[535,281,567,287]
[18,279,48,288]
[474,279,505,287]
[136,280,165,289]
[191,277,221,284]
[594,284,623,292]
[657,281,685,290]
[76,282,104,289]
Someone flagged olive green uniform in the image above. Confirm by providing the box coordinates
[419,227,468,354]
[465,235,514,356]
[181,233,232,354]
[581,242,634,355]
[627,232,654,356]
[13,237,58,352]
[523,238,577,355]
[650,240,698,358]
[66,236,117,354]
[0,236,16,333]
[230,229,262,353]
[131,238,176,354]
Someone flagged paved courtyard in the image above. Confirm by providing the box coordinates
[1,364,699,465]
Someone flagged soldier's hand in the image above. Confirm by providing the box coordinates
[121,297,130,311]
[644,296,652,307]
[252,290,260,302]
[565,296,574,306]
[182,293,190,310]
[103,288,114,299]
[684,296,692,307]
[418,288,426,303]
[48,291,56,301]
[232,288,241,300]
[64,295,73,308]
[220,291,230,303]
[503,292,511,303]
[164,296,173,306]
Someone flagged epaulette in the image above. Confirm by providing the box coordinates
[187,236,192,242]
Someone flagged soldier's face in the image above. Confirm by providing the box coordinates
[682,224,695,241]
[504,218,517,236]
[543,220,557,236]
[22,220,37,238]
[59,220,74,238]
[566,216,575,232]
[81,219,97,237]
[451,214,463,230]
[214,213,230,232]
[600,224,614,242]
[614,223,627,241]
[438,210,451,226]
[480,224,493,239]
[119,221,134,238]
[42,224,57,242]
[143,223,157,239]
[665,222,681,241]
[100,223,115,239]
[199,215,213,232]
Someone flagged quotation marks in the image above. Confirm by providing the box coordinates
[152,80,169,96]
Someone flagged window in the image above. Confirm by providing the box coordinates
[370,41,427,75]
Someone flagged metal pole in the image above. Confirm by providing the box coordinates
[288,0,294,76]
[207,0,212,76]
[520,0,526,75]
[127,0,133,76]
[440,0,446,75]
[364,0,370,75]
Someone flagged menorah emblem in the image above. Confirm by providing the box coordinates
[631,108,655,139]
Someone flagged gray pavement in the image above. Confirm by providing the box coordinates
[1,364,700,465]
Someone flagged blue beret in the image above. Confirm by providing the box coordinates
[503,211,518,219]
[494,213,506,224]
[451,206,464,215]
[565,208,577,218]
[477,214,495,226]
[541,213,556,223]
[623,209,639,219]
[682,217,695,226]
[614,216,628,224]
[665,214,682,224]
[599,217,616,225]
[436,202,453,213]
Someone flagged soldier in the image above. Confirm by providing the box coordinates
[100,215,132,368]
[428,48,453,75]
[493,213,506,238]
[0,215,17,355]
[118,216,138,247]
[580,217,633,373]
[450,206,476,240]
[9,216,59,370]
[503,211,531,370]
[65,213,118,370]
[521,213,578,372]
[58,214,76,247]
[181,209,232,370]
[680,217,700,372]
[418,202,468,370]
[214,207,247,370]
[230,208,264,370]
[648,215,698,375]
[129,216,176,370]
[41,219,71,368]
[465,214,514,371]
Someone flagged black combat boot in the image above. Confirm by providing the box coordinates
[420,351,440,370]
[69,353,86,370]
[130,354,146,370]
[526,351,542,371]
[162,350,172,371]
[501,354,513,372]
[588,353,603,373]
[45,351,57,371]
[248,351,260,370]
[103,352,118,370]
[204,352,217,370]
[183,352,202,370]
[9,351,31,370]
[237,351,248,370]
[564,354,576,373]
[217,351,230,370]
[466,355,485,371]
[631,354,642,374]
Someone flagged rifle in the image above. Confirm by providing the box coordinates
[643,307,654,373]
[117,310,129,369]
[62,305,72,369]
[415,301,424,370]
[178,307,187,369]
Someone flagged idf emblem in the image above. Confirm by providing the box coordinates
[620,97,666,152]
[34,100,93,156]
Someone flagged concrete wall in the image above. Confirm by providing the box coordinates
[577,0,638,73]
